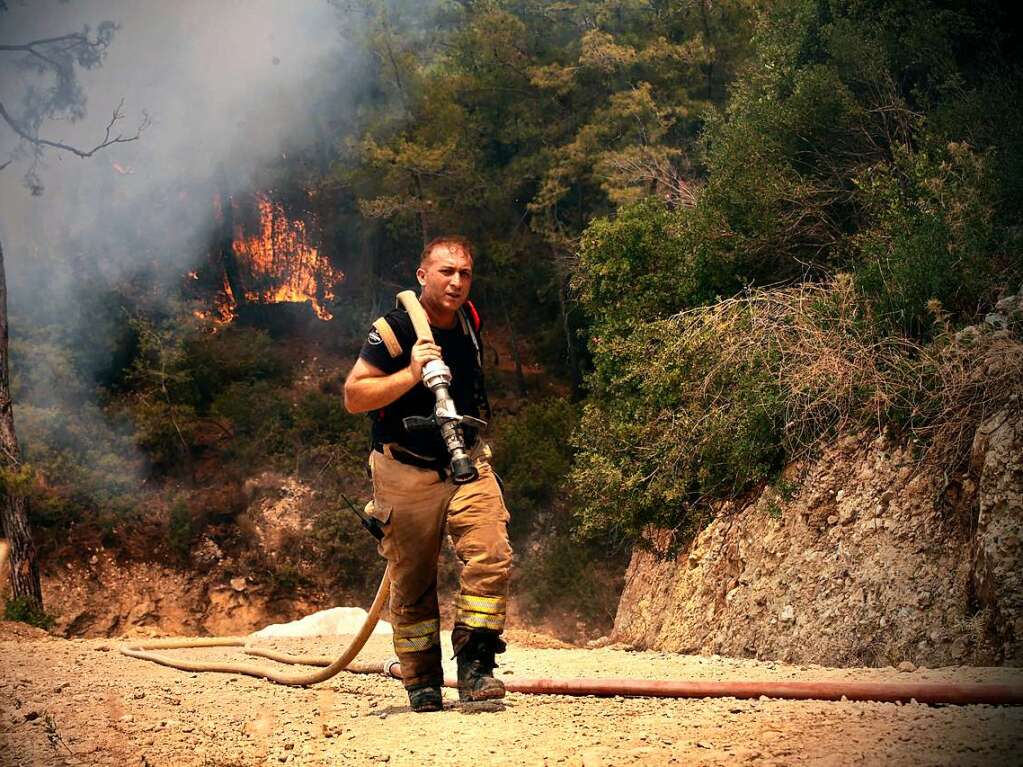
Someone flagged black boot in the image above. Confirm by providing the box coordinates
[454,630,506,702]
[406,683,443,712]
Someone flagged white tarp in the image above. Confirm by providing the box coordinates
[250,607,392,638]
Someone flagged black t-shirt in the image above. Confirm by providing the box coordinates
[358,307,487,460]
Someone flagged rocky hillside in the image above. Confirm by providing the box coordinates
[36,473,385,638]
[611,407,1021,667]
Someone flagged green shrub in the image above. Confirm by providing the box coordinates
[491,398,578,540]
[180,327,293,412]
[166,499,193,563]
[212,381,294,460]
[573,308,785,541]
[573,277,1023,543]
[853,142,1006,337]
[16,396,143,545]
[515,533,626,636]
[576,199,704,334]
[293,390,363,445]
[4,596,54,630]
[130,399,200,471]
[309,501,385,592]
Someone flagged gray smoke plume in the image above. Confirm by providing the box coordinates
[1,0,355,305]
[0,0,365,486]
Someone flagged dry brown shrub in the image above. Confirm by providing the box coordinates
[573,276,1021,539]
[910,327,1023,470]
[666,275,1021,470]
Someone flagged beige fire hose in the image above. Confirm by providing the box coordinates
[119,559,1023,704]
[396,289,433,341]
[118,293,1023,705]
[119,292,436,685]
[120,566,392,684]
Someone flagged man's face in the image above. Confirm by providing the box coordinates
[417,243,473,314]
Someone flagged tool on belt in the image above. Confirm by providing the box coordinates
[395,290,486,484]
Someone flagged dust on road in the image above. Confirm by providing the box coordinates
[2,622,1021,766]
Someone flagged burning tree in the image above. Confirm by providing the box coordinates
[204,192,344,325]
[0,17,146,613]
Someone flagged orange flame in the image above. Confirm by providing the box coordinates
[193,274,238,325]
[215,194,343,321]
[215,273,239,324]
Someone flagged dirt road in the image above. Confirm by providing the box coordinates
[2,622,1021,766]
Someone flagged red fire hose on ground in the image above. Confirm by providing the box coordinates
[120,566,1023,707]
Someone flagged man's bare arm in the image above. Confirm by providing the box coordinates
[344,338,442,414]
[344,358,418,413]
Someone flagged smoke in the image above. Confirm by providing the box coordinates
[1,0,355,297]
[0,0,365,485]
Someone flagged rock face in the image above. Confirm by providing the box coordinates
[43,555,322,638]
[971,409,1023,664]
[612,412,1023,667]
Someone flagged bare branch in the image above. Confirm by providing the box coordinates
[0,98,149,159]
[0,33,90,53]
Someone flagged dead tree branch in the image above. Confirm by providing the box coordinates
[0,98,149,160]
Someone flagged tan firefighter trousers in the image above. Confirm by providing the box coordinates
[367,442,512,688]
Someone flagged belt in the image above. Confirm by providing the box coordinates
[373,442,449,480]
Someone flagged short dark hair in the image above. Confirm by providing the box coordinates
[419,235,475,267]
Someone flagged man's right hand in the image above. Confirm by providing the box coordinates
[409,338,443,382]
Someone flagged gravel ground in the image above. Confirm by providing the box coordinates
[2,623,1022,766]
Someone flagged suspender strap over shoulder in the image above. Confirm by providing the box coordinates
[371,301,481,363]
[372,317,403,358]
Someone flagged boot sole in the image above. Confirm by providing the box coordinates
[458,686,506,702]
[410,702,444,713]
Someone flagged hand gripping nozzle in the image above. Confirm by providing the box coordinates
[402,358,487,483]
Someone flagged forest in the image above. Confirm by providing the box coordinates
[1,0,1021,638]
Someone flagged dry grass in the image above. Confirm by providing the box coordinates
[663,275,1022,472]
[572,275,1021,540]
[911,327,1023,470]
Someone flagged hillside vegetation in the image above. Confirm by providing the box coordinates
[5,0,1022,637]
[571,0,1022,543]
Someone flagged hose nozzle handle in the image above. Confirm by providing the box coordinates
[402,414,488,432]
[402,415,437,431]
[450,455,478,484]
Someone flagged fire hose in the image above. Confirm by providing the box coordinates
[117,568,1023,705]
[120,291,1023,706]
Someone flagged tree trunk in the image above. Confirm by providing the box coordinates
[413,172,430,246]
[216,167,246,308]
[498,289,528,397]
[700,0,715,101]
[0,236,43,610]
[557,269,583,398]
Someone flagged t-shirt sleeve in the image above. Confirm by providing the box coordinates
[358,317,408,375]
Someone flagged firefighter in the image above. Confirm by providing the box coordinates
[343,236,512,712]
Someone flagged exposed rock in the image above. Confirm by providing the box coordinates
[193,537,224,568]
[970,408,1023,664]
[612,415,1019,667]
[39,474,351,639]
